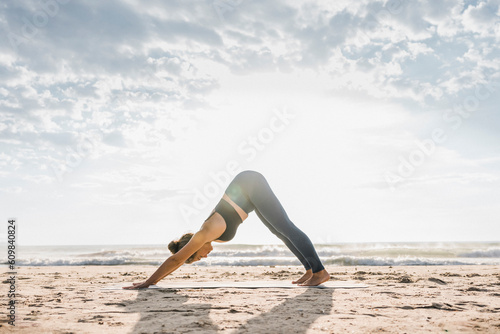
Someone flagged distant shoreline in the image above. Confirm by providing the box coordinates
[10,242,500,266]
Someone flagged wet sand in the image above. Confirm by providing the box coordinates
[2,265,500,333]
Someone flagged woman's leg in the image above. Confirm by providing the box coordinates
[254,209,312,271]
[237,171,325,274]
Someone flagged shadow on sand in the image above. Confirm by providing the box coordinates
[124,287,333,333]
[124,289,218,333]
[234,288,333,333]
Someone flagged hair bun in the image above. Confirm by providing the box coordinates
[168,240,179,254]
[168,233,194,256]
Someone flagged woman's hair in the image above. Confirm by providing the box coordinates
[168,233,196,264]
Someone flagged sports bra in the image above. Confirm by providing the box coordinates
[206,198,243,242]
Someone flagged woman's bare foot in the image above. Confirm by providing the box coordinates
[292,269,312,284]
[298,269,330,286]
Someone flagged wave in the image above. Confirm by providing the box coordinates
[16,257,162,266]
[15,255,498,267]
[458,248,500,258]
[198,255,496,267]
[77,249,170,258]
[11,243,500,266]
[323,256,484,266]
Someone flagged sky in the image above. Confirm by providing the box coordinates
[1,0,499,246]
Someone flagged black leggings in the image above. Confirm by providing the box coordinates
[225,170,325,273]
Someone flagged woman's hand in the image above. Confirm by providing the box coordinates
[122,281,153,289]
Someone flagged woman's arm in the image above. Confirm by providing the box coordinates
[147,231,209,284]
[123,218,225,289]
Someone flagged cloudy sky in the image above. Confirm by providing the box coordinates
[1,0,499,246]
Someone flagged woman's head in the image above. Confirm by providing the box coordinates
[168,233,213,264]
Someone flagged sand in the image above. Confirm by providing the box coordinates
[2,265,500,333]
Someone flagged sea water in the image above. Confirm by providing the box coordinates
[5,242,500,267]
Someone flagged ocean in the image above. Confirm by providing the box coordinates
[7,242,500,267]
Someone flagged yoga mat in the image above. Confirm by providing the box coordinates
[103,280,368,290]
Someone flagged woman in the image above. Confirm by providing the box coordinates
[124,170,329,288]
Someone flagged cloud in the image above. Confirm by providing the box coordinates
[462,0,500,35]
[1,0,499,244]
[1,1,229,184]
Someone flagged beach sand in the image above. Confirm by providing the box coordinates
[2,265,499,333]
